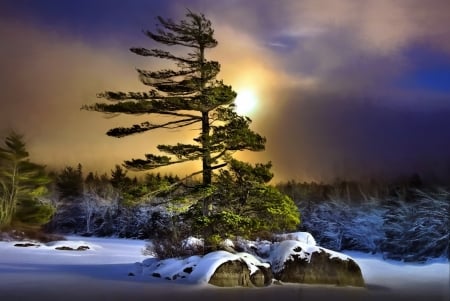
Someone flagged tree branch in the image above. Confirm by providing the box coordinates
[107,118,201,138]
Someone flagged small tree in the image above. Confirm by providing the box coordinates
[0,132,53,229]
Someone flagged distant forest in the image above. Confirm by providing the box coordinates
[41,163,449,263]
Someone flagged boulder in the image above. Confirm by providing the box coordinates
[208,260,252,287]
[208,259,272,287]
[14,243,39,247]
[271,240,365,287]
[250,264,273,287]
[55,245,90,251]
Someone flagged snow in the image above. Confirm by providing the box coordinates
[236,252,270,274]
[276,231,316,246]
[221,238,235,248]
[181,236,204,249]
[0,236,148,265]
[189,251,240,283]
[0,235,448,300]
[344,251,450,292]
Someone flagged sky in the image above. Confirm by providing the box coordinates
[1,0,450,183]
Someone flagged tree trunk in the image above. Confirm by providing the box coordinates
[201,111,211,186]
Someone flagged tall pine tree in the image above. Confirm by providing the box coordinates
[83,11,265,187]
[83,11,300,242]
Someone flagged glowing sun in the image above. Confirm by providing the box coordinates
[234,89,258,115]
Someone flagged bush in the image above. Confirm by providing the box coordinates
[147,236,205,259]
[299,197,385,253]
[297,187,449,261]
[381,189,449,262]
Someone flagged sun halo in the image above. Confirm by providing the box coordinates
[234,89,258,115]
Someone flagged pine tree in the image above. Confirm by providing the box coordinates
[0,132,53,228]
[194,158,300,239]
[82,11,265,189]
[110,164,131,191]
[55,164,84,200]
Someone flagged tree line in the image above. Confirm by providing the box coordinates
[277,179,449,262]
[0,131,448,261]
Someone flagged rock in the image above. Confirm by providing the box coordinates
[14,243,39,247]
[183,267,193,274]
[208,259,272,287]
[55,246,75,251]
[209,260,252,287]
[55,245,90,251]
[250,268,265,287]
[257,265,274,287]
[271,240,365,287]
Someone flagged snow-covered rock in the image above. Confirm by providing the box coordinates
[208,258,252,287]
[137,232,363,287]
[139,250,272,287]
[276,232,317,246]
[270,240,365,287]
[46,240,101,251]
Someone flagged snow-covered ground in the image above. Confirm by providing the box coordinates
[0,236,448,301]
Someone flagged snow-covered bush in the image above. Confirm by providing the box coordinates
[381,189,449,262]
[298,188,449,261]
[299,198,385,253]
[148,235,206,259]
[343,199,386,253]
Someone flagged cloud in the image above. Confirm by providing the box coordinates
[193,0,450,181]
[277,0,450,55]
[1,1,449,182]
[180,0,449,106]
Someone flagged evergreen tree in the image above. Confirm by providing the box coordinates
[83,11,265,190]
[110,164,131,191]
[55,164,84,200]
[82,11,299,243]
[0,132,53,228]
[189,158,300,240]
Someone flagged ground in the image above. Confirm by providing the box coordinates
[0,236,448,301]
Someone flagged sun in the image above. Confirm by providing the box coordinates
[234,89,258,115]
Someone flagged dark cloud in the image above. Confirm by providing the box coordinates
[262,91,450,182]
